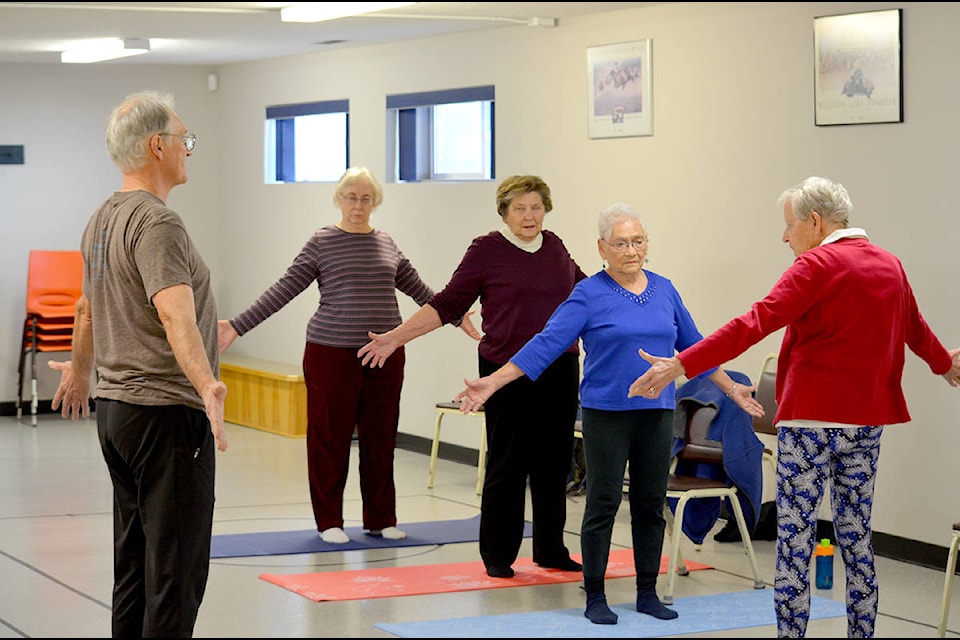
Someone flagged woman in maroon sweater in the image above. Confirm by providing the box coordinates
[359,175,587,578]
[629,176,960,638]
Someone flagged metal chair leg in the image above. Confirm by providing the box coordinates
[728,493,766,590]
[29,317,38,427]
[664,493,693,605]
[427,410,444,489]
[938,529,960,637]
[16,318,30,420]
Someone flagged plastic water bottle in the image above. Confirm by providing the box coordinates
[814,538,834,589]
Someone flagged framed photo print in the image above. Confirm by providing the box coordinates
[813,8,903,126]
[587,39,652,138]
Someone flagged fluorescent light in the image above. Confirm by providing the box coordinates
[61,38,151,64]
[280,2,416,23]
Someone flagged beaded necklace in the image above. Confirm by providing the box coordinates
[602,269,657,305]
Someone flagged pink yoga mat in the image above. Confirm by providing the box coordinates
[260,549,712,602]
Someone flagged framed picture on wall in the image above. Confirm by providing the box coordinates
[813,8,903,126]
[586,39,652,138]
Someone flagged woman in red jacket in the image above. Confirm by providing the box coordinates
[629,176,960,638]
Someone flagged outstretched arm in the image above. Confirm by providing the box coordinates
[154,284,228,452]
[455,362,525,413]
[358,304,444,368]
[49,295,95,420]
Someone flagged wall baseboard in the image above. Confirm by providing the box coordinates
[396,432,480,467]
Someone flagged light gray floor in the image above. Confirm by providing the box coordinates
[1,413,957,638]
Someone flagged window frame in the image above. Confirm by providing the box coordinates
[386,85,495,183]
[264,99,349,184]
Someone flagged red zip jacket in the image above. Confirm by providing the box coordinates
[679,237,951,426]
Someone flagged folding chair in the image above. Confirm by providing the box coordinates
[663,404,765,604]
[753,352,779,477]
[16,250,83,426]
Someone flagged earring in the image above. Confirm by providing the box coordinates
[644,257,649,264]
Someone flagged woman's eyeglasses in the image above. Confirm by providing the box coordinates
[603,237,648,252]
[340,193,375,207]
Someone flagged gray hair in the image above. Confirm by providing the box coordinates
[333,166,383,208]
[777,176,852,227]
[105,90,175,174]
[598,202,645,241]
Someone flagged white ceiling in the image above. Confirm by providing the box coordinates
[0,2,658,66]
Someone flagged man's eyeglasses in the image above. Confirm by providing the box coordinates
[603,237,648,252]
[340,193,375,207]
[160,132,197,152]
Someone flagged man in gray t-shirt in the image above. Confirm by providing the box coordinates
[50,90,227,638]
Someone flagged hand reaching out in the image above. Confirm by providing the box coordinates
[48,359,91,420]
[942,346,960,387]
[201,379,229,452]
[218,320,238,354]
[459,309,482,341]
[730,382,764,418]
[627,348,686,399]
[358,330,401,368]
[455,376,498,413]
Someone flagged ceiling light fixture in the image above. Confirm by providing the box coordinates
[280,2,417,23]
[60,38,151,64]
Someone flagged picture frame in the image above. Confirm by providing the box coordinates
[586,39,652,139]
[813,8,903,126]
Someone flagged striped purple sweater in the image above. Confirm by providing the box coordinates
[230,226,434,349]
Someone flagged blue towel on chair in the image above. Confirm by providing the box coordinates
[669,370,764,545]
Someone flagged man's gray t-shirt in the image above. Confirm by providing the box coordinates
[81,190,218,411]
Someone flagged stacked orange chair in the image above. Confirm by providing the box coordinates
[16,250,84,426]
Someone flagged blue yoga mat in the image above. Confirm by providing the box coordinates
[211,514,531,558]
[375,589,847,638]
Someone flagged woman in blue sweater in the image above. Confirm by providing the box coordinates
[456,202,762,625]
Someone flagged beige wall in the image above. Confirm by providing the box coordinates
[1,2,957,546]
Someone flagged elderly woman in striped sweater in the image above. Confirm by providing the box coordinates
[219,166,476,545]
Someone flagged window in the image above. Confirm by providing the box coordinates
[264,100,348,183]
[386,86,494,183]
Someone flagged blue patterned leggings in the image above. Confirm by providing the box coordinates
[775,426,883,638]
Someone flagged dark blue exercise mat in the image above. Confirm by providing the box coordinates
[211,514,531,558]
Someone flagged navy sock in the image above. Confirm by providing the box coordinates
[585,592,618,625]
[636,590,678,620]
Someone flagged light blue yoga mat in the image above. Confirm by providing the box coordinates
[211,514,531,558]
[375,588,847,638]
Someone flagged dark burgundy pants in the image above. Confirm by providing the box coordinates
[302,342,405,532]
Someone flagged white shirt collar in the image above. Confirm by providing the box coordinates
[499,226,543,253]
[821,227,868,246]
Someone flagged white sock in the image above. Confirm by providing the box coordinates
[380,526,406,540]
[320,527,350,544]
